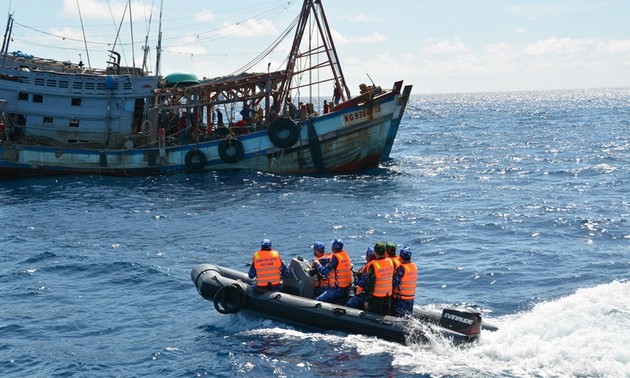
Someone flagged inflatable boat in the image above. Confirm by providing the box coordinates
[191,257,496,344]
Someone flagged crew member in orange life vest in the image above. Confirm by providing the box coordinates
[309,241,331,298]
[392,246,418,316]
[248,239,289,291]
[385,242,401,269]
[313,238,353,303]
[345,247,375,309]
[362,241,394,315]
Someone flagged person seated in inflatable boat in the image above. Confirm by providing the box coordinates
[309,241,331,298]
[312,239,353,304]
[345,247,376,309]
[248,239,289,291]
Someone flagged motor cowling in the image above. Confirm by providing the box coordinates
[439,309,481,335]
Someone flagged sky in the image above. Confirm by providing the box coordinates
[3,0,629,94]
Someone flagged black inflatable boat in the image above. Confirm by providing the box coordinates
[191,257,496,344]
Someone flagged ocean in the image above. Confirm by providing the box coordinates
[1,88,628,377]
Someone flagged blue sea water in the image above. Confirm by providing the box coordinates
[1,88,629,377]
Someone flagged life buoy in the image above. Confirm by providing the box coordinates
[141,119,152,135]
[213,283,246,314]
[218,139,244,163]
[185,149,207,170]
[268,118,300,148]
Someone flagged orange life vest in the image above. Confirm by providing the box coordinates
[252,249,282,287]
[354,261,373,295]
[371,258,394,298]
[314,252,332,288]
[388,255,401,270]
[329,250,352,288]
[393,262,418,300]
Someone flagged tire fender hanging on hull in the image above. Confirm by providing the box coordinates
[185,149,207,170]
[268,118,300,148]
[218,139,244,163]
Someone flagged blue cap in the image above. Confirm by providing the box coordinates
[400,246,412,261]
[312,241,325,252]
[332,238,344,251]
[365,247,375,260]
[261,239,272,250]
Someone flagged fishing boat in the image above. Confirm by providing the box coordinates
[0,0,411,178]
[191,258,496,345]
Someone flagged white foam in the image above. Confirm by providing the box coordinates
[218,281,630,376]
[396,280,630,377]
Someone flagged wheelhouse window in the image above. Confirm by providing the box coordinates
[18,92,28,101]
[69,119,79,127]
[16,114,26,126]
[71,98,82,106]
[33,94,43,103]
[44,117,53,123]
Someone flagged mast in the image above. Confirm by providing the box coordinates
[312,0,351,100]
[1,13,14,62]
[155,0,164,76]
[128,0,135,71]
[76,0,92,69]
[141,1,155,74]
[277,0,350,110]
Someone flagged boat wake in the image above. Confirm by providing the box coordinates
[220,280,630,377]
[395,280,630,377]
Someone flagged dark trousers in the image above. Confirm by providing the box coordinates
[367,295,391,316]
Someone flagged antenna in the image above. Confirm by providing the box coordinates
[366,73,375,87]
[76,0,92,68]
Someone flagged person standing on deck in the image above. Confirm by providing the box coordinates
[333,83,341,105]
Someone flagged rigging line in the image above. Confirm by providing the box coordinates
[12,21,113,46]
[9,37,93,52]
[76,0,91,68]
[228,13,300,76]
[158,2,293,43]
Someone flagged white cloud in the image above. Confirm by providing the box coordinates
[217,19,278,38]
[524,37,591,55]
[346,14,373,23]
[356,33,387,44]
[422,39,469,54]
[195,10,216,23]
[515,26,528,34]
[61,0,153,21]
[331,29,349,45]
[597,39,630,53]
[508,3,602,16]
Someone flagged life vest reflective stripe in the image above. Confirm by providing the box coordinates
[253,250,282,287]
[372,258,394,298]
[330,250,352,288]
[393,262,417,300]
[314,253,332,288]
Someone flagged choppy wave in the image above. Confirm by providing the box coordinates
[1,88,628,377]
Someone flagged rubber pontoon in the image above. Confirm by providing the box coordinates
[191,258,496,344]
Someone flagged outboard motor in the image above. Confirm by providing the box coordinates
[283,257,317,298]
[439,308,481,336]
